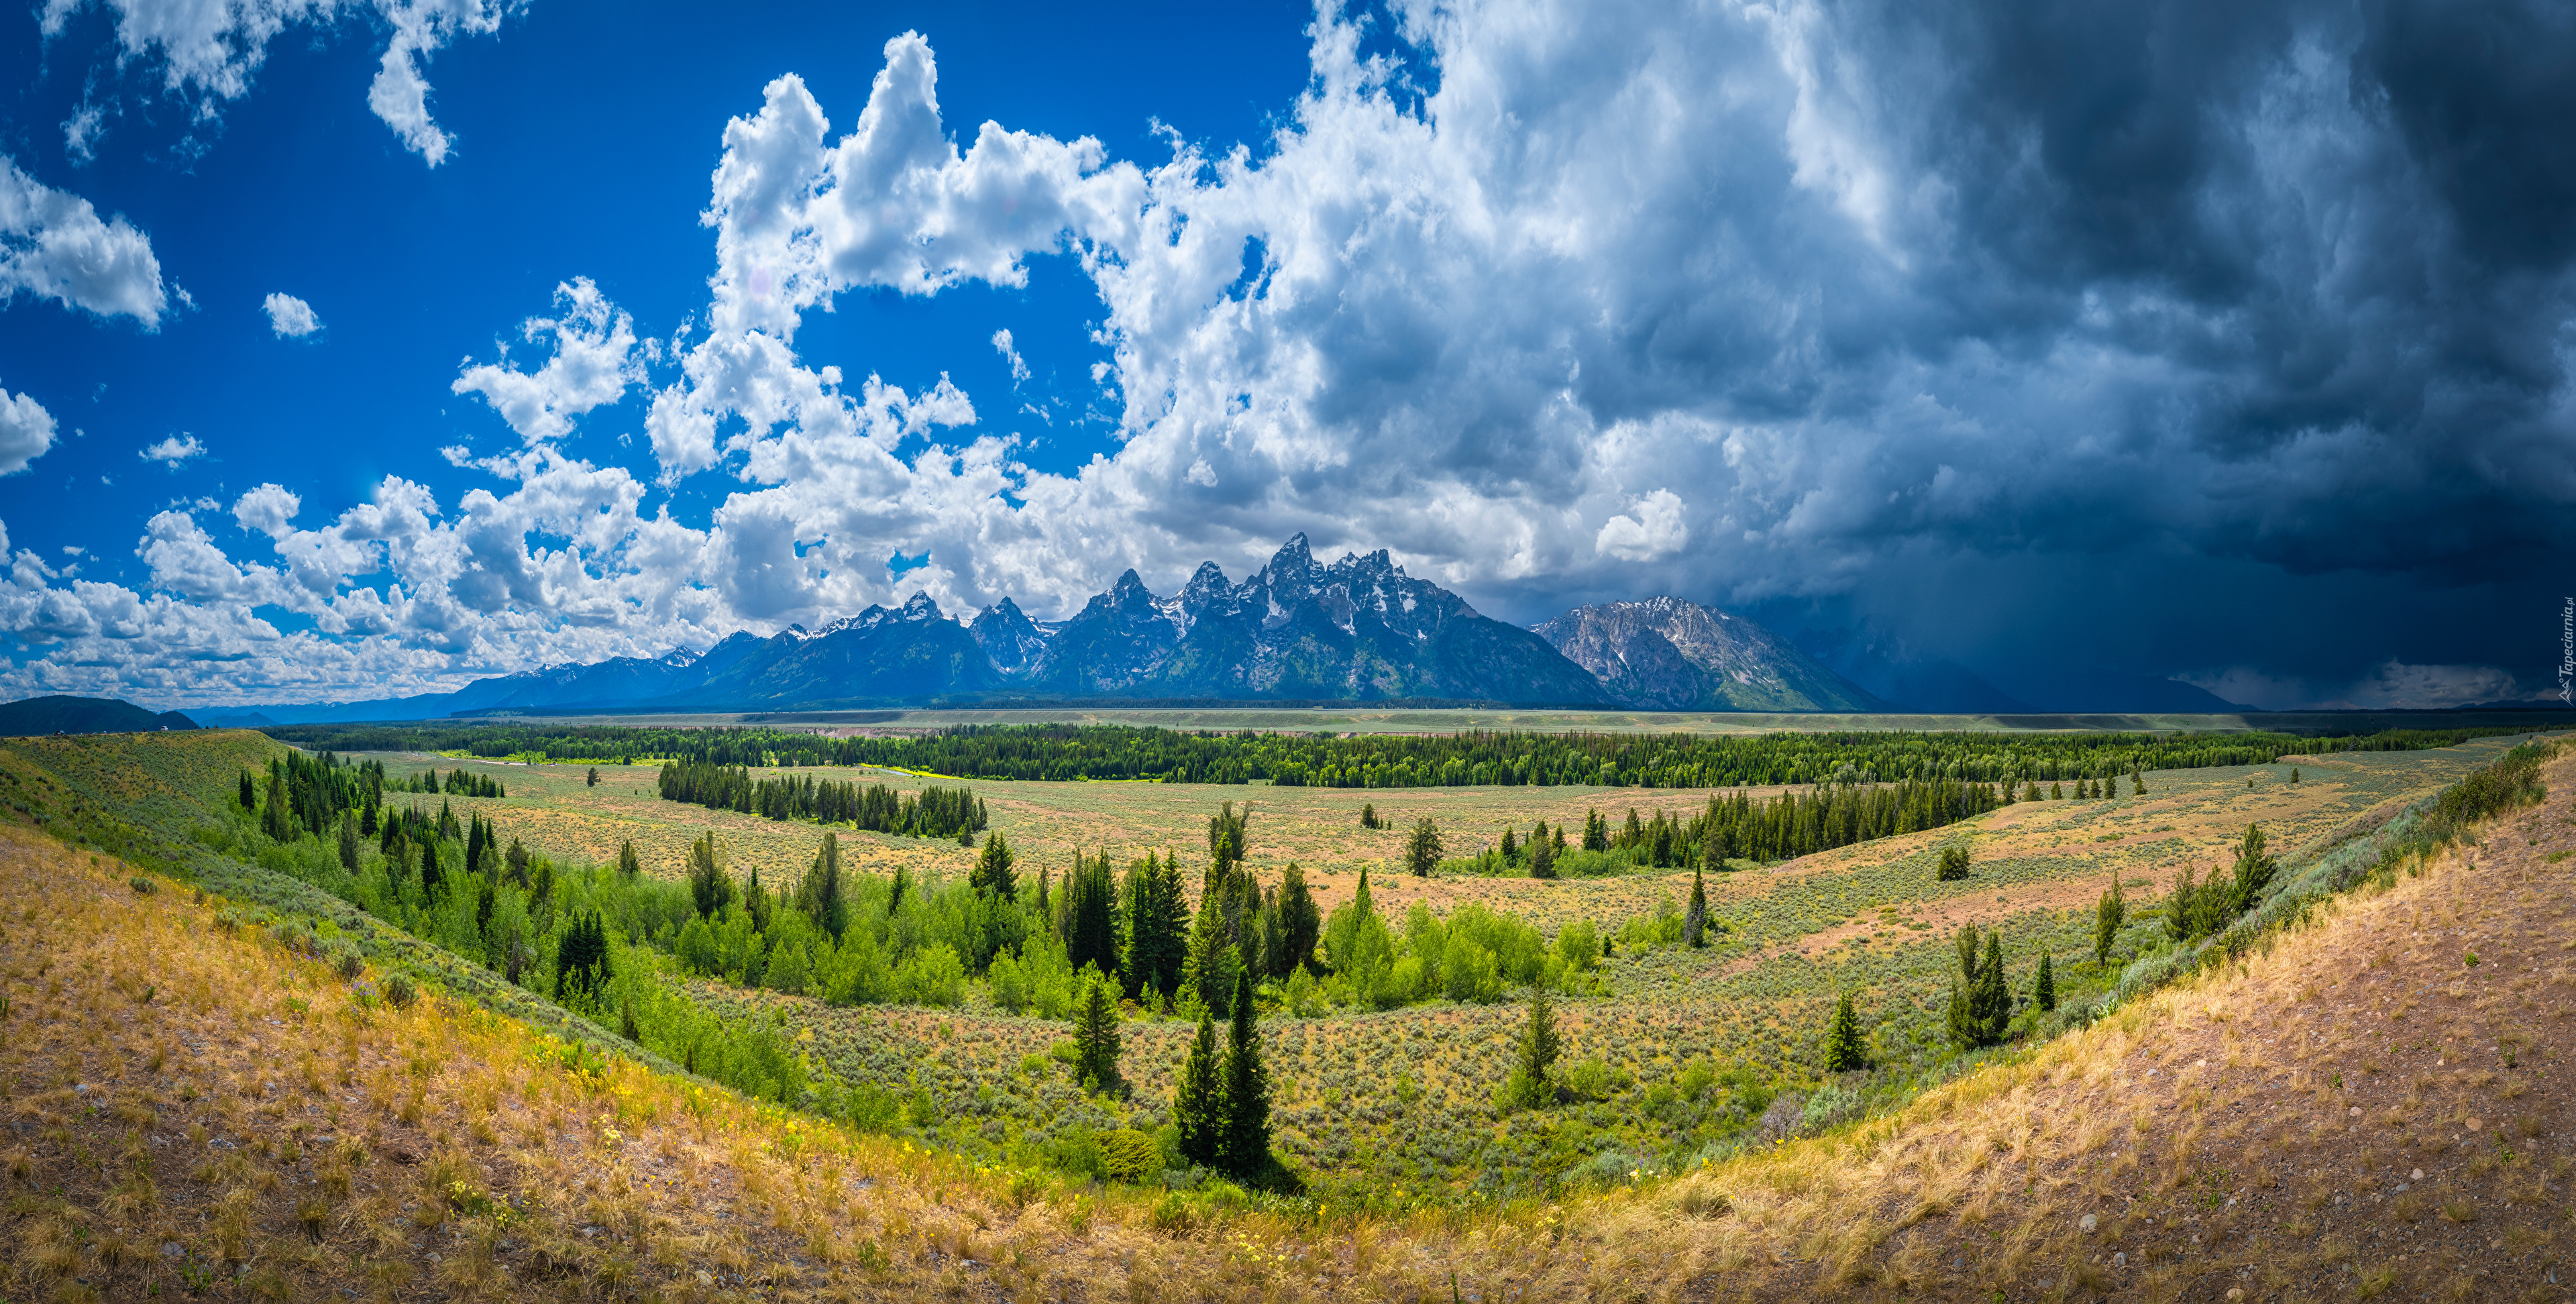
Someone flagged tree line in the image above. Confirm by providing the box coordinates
[655,761,987,838]
[257,720,2541,790]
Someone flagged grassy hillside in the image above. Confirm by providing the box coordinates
[0,693,197,737]
[0,730,2564,1301]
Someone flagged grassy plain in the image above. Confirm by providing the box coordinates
[356,736,2523,1197]
[3,736,2564,1303]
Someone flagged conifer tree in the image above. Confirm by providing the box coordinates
[1583,808,1608,851]
[2034,952,2056,1012]
[337,813,360,873]
[2224,822,2277,916]
[1499,826,1518,863]
[1529,828,1557,879]
[1181,885,1241,1017]
[1971,934,2010,1042]
[1683,867,1709,948]
[238,769,256,811]
[1823,992,1866,1072]
[1219,971,1271,1177]
[2094,875,2126,966]
[1276,862,1321,977]
[2131,766,2147,794]
[617,839,642,877]
[1403,817,1444,877]
[1173,1006,1225,1168]
[1073,971,1122,1093]
[586,767,600,787]
[971,830,1017,900]
[686,831,733,919]
[1508,985,1562,1107]
[1124,852,1189,999]
[1359,803,1377,830]
[1063,851,1122,984]
[798,832,849,942]
[1937,845,1972,881]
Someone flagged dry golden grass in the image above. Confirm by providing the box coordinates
[3,743,2565,1301]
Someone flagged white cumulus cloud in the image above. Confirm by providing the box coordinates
[39,0,521,166]
[141,434,206,467]
[0,156,167,326]
[0,386,60,476]
[263,292,320,336]
[451,278,643,445]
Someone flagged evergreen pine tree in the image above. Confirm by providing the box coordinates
[1277,862,1321,977]
[687,831,733,919]
[1509,985,1562,1108]
[1684,867,1708,948]
[971,830,1018,899]
[1823,992,1867,1072]
[2035,952,2056,1012]
[238,769,256,811]
[1173,1006,1225,1168]
[586,767,600,787]
[2131,765,2147,794]
[1124,852,1190,1000]
[1359,802,1377,830]
[1181,885,1241,1017]
[616,839,642,878]
[1583,809,1609,851]
[2094,876,2125,966]
[1073,972,1122,1093]
[799,832,849,942]
[2224,823,2277,916]
[1971,934,2010,1044]
[1499,826,1518,863]
[1529,827,1557,879]
[337,814,360,873]
[1937,845,1972,881]
[1219,971,1271,1178]
[1064,851,1122,984]
[1403,817,1444,877]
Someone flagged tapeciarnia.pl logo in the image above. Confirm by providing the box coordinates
[2561,596,2573,705]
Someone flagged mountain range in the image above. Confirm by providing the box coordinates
[194,535,2245,722]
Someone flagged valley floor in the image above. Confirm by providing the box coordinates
[1,744,2569,1301]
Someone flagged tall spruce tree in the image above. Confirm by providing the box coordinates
[1684,867,1709,947]
[1403,817,1444,877]
[1063,851,1123,983]
[686,831,733,919]
[337,814,360,873]
[616,839,642,878]
[1219,971,1271,1177]
[1173,1006,1226,1169]
[971,830,1018,900]
[1970,934,2010,1044]
[1124,852,1189,1000]
[1528,827,1557,879]
[2224,823,2276,915]
[2094,876,2126,966]
[799,832,849,942]
[1823,992,1866,1072]
[1277,862,1320,977]
[2034,952,2057,1012]
[1181,885,1241,1017]
[1073,972,1122,1093]
[1509,985,1562,1108]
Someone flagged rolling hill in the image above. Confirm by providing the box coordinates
[0,693,197,735]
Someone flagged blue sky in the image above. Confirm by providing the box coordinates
[1,0,2570,712]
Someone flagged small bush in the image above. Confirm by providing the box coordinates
[333,948,364,981]
[1098,1128,1161,1185]
[128,875,155,895]
[383,973,417,1009]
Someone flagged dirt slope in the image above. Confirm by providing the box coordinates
[1633,748,2576,1301]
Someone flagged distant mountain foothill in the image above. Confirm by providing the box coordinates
[0,695,199,737]
[175,535,2243,722]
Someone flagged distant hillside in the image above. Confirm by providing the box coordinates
[0,694,197,736]
[1532,598,1889,712]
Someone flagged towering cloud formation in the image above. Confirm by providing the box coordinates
[7,0,2573,709]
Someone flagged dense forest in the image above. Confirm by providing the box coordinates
[257,721,2530,790]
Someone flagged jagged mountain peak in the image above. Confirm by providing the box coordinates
[1534,597,1887,712]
